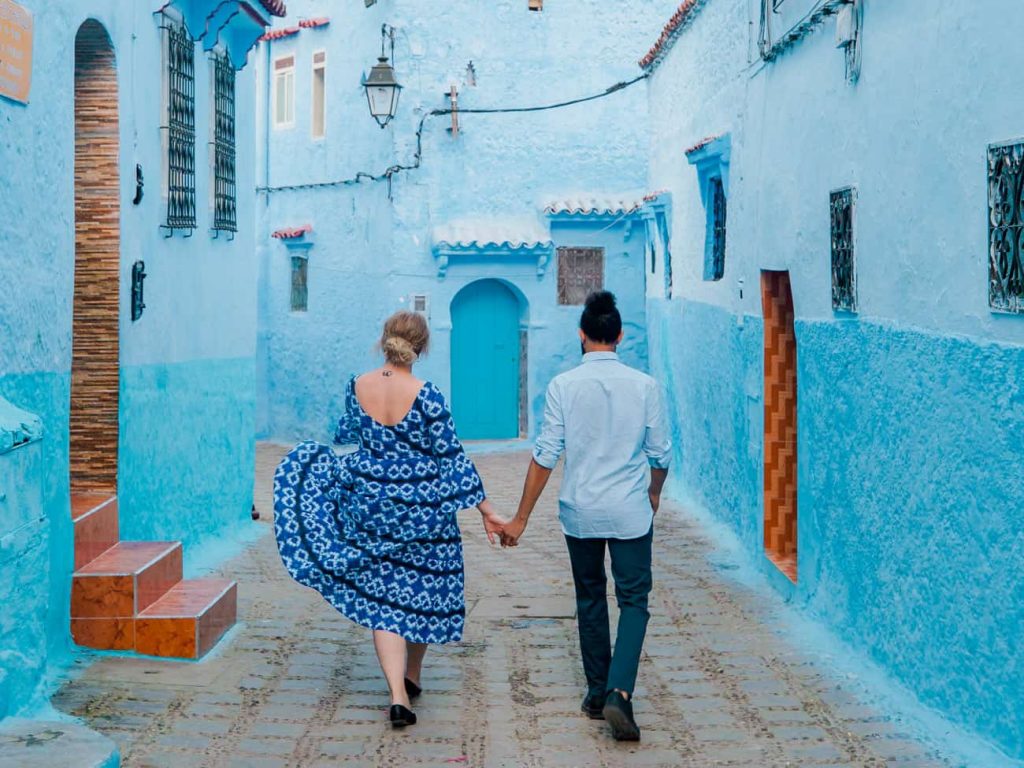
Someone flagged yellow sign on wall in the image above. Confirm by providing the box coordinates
[0,0,32,104]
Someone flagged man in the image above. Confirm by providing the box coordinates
[500,290,671,742]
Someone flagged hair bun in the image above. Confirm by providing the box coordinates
[585,290,618,314]
[383,336,416,365]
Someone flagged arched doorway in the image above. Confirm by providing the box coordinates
[71,20,120,497]
[450,280,522,440]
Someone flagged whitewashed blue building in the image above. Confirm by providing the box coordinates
[0,0,280,717]
[254,0,681,443]
[643,0,1024,759]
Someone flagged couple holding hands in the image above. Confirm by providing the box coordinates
[273,290,671,742]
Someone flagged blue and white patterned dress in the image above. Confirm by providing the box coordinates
[273,377,486,644]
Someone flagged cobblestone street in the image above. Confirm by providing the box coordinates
[52,445,952,768]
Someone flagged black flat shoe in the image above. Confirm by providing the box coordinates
[581,693,606,720]
[404,678,422,700]
[602,691,640,741]
[389,704,417,728]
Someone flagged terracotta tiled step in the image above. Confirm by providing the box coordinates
[71,494,119,570]
[71,541,184,654]
[135,579,237,659]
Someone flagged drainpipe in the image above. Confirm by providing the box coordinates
[263,38,271,208]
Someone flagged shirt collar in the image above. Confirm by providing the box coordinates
[582,351,619,363]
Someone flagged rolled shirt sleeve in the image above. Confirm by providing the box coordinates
[644,379,673,469]
[532,380,566,470]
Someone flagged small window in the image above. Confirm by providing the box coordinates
[273,55,295,129]
[704,176,727,281]
[290,256,308,312]
[830,187,856,312]
[311,51,326,139]
[988,140,1024,313]
[212,50,237,233]
[163,19,196,232]
[557,247,604,305]
[529,0,543,10]
[411,294,429,316]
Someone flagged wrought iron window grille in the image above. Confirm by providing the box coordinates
[988,140,1024,314]
[162,20,197,236]
[291,256,309,312]
[211,50,237,238]
[830,186,857,312]
[557,247,604,305]
[704,176,727,281]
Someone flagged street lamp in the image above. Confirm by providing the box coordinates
[362,25,402,128]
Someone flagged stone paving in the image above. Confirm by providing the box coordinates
[52,445,954,767]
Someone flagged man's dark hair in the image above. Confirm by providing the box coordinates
[580,290,622,344]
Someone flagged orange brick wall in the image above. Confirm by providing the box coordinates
[70,21,120,495]
[761,270,798,582]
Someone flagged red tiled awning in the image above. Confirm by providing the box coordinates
[272,224,312,240]
[260,25,299,41]
[639,0,706,71]
[684,135,722,156]
[298,17,330,29]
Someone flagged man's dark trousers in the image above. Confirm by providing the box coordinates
[564,527,653,698]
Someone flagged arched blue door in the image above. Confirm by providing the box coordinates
[451,280,520,440]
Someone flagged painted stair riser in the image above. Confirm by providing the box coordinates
[71,543,183,619]
[135,582,238,659]
[72,497,119,571]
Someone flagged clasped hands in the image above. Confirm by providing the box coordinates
[479,504,526,548]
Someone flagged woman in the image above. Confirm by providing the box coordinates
[273,311,505,727]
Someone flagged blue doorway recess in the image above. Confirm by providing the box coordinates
[451,280,521,440]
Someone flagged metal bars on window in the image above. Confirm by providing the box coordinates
[165,21,196,233]
[830,187,857,312]
[988,141,1024,313]
[291,257,309,312]
[212,51,237,234]
[557,247,604,305]
[706,176,727,281]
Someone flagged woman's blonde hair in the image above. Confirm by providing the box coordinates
[380,311,429,366]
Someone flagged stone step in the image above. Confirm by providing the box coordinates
[136,579,238,659]
[71,494,119,571]
[71,541,183,651]
[0,719,118,768]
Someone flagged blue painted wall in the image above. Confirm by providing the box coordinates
[255,0,676,443]
[645,0,1024,758]
[0,0,264,718]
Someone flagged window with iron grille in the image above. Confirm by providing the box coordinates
[212,51,237,233]
[830,187,857,312]
[988,140,1024,313]
[557,247,604,305]
[703,176,727,281]
[165,20,196,232]
[291,257,308,312]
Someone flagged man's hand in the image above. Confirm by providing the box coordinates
[648,467,668,517]
[648,489,661,515]
[500,515,528,548]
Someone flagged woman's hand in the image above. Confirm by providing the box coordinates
[478,500,508,546]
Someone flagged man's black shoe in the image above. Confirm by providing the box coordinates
[602,690,640,741]
[581,693,606,719]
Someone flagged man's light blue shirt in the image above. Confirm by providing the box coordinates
[533,352,673,540]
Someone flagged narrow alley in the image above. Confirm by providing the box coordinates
[52,447,950,768]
